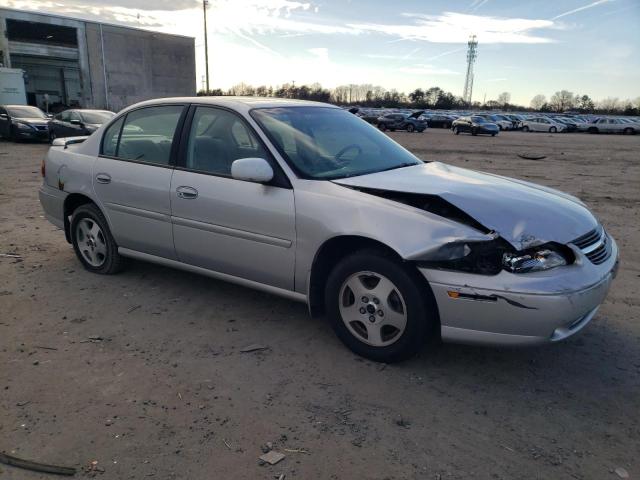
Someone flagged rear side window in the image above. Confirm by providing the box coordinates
[102,117,124,157]
[117,106,183,165]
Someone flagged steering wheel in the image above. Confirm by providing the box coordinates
[335,144,362,163]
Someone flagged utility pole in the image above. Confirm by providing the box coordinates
[203,0,210,92]
[462,35,478,106]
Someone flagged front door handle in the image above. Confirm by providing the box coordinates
[176,186,198,199]
[96,173,111,184]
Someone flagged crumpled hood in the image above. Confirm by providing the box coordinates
[334,162,598,250]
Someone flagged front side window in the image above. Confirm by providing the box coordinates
[251,107,421,180]
[185,106,268,176]
[80,111,115,124]
[117,106,183,165]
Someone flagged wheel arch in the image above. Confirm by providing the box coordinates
[63,193,100,243]
[307,235,432,318]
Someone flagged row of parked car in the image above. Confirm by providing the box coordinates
[0,104,115,142]
[351,107,640,136]
[1,103,640,143]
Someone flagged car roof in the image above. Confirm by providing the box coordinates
[123,96,338,115]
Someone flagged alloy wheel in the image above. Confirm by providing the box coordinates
[75,218,107,267]
[339,271,407,347]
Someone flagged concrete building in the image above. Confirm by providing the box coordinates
[0,8,196,112]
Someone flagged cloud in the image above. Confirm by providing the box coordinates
[349,12,555,44]
[551,0,614,20]
[308,47,329,62]
[486,77,507,82]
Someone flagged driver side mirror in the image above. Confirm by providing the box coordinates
[0,113,8,119]
[231,158,274,184]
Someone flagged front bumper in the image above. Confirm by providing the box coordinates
[15,127,49,141]
[419,237,618,346]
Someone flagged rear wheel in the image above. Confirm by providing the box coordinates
[71,204,126,274]
[623,127,634,135]
[325,250,437,363]
[406,124,415,133]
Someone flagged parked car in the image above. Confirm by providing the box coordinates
[554,118,579,132]
[423,114,455,129]
[0,104,50,141]
[586,118,637,134]
[451,116,499,136]
[521,117,567,133]
[377,112,426,132]
[502,114,524,130]
[48,109,116,142]
[39,97,618,362]
[477,114,512,131]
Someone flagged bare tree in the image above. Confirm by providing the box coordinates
[497,92,511,106]
[598,97,620,113]
[530,94,546,110]
[549,90,575,112]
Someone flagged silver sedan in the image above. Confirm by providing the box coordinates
[39,97,618,362]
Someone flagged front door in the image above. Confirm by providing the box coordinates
[0,107,10,137]
[171,106,296,290]
[93,105,186,259]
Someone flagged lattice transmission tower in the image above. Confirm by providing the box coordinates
[462,35,478,105]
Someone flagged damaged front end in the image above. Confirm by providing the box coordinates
[343,185,575,276]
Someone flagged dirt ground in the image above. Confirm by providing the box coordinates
[0,128,638,480]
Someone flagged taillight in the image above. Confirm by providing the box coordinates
[41,159,46,178]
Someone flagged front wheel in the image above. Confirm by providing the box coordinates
[325,250,438,363]
[406,124,415,133]
[471,127,478,136]
[522,125,530,132]
[71,204,126,274]
[623,127,634,135]
[549,126,557,133]
[453,127,460,135]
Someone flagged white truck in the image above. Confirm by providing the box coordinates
[0,68,27,105]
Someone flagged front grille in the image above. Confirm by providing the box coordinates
[571,226,611,265]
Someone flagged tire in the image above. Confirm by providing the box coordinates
[452,126,459,135]
[444,123,450,129]
[471,127,478,136]
[623,127,634,135]
[498,125,503,131]
[491,133,496,137]
[70,204,126,274]
[378,123,387,132]
[50,130,57,144]
[406,124,415,133]
[522,125,530,132]
[10,127,20,142]
[325,249,438,363]
[588,127,598,134]
[549,126,557,133]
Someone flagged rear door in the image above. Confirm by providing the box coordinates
[170,105,296,289]
[93,104,186,259]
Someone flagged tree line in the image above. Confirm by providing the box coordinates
[197,83,640,115]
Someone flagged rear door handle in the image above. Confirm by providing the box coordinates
[176,186,198,199]
[96,173,111,184]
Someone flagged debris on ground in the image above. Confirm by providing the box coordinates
[0,253,21,258]
[615,467,629,479]
[284,448,309,454]
[259,451,286,465]
[0,452,76,476]
[84,459,105,475]
[261,442,273,453]
[127,305,141,313]
[517,153,547,160]
[240,344,269,353]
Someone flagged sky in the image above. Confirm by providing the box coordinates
[2,0,639,105]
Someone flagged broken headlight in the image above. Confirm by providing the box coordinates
[503,248,568,273]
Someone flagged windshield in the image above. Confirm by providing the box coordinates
[251,107,421,180]
[7,106,47,118]
[80,111,115,124]
[471,116,486,123]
